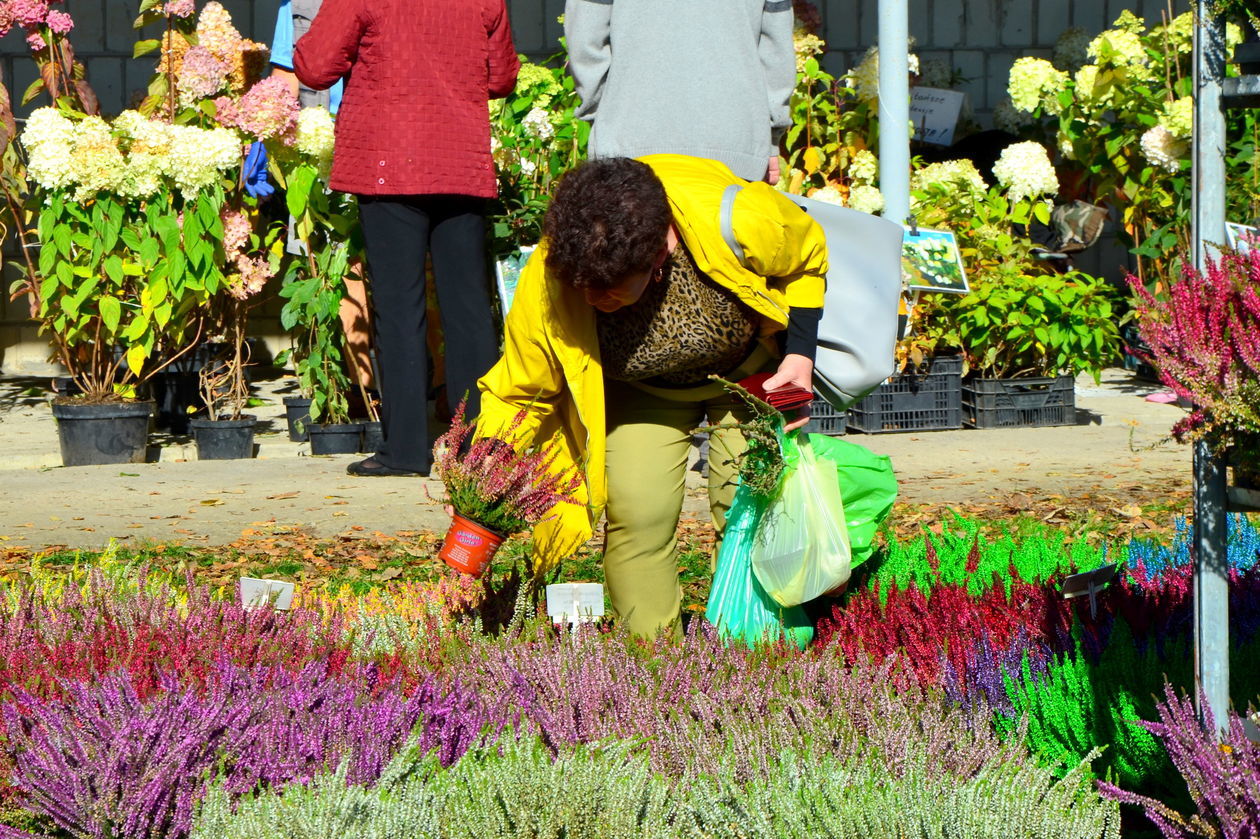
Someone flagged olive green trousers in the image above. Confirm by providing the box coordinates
[602,349,773,639]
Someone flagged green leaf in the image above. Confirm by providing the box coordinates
[103,255,124,286]
[53,224,72,259]
[133,38,161,59]
[21,77,45,106]
[286,165,318,218]
[99,296,122,332]
[126,344,147,378]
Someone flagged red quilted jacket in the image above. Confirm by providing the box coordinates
[293,0,519,198]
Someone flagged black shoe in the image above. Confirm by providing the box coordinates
[346,456,425,477]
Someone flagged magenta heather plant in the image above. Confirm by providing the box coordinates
[432,401,583,535]
[444,622,1012,785]
[1099,685,1260,839]
[1130,248,1260,462]
[0,661,491,839]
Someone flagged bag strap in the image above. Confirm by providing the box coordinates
[719,184,752,271]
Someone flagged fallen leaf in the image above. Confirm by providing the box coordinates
[375,567,402,581]
[200,499,224,506]
[267,492,300,500]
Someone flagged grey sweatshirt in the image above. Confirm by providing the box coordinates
[564,0,796,182]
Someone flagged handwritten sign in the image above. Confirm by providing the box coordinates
[545,582,605,624]
[910,87,966,146]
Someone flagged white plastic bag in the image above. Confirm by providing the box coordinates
[750,433,852,607]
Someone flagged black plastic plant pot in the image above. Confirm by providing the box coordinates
[1236,42,1260,76]
[283,396,313,442]
[189,415,257,460]
[150,370,201,434]
[51,400,153,467]
[308,422,363,455]
[359,420,383,454]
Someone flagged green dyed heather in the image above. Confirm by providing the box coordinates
[870,514,1114,602]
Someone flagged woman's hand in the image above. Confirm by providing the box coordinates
[763,353,814,432]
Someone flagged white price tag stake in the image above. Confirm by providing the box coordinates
[545,583,605,624]
[240,577,296,611]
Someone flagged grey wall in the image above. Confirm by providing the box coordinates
[0,0,1190,373]
[0,0,1190,118]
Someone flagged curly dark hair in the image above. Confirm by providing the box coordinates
[542,158,672,290]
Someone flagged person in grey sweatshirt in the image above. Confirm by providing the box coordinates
[564,0,796,184]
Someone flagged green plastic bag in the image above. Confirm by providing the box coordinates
[705,480,814,650]
[807,433,897,569]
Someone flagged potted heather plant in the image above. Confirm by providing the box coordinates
[1130,247,1260,491]
[432,402,582,578]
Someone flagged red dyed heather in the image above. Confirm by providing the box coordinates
[292,0,519,198]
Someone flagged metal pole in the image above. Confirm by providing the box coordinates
[1191,0,1230,736]
[877,0,910,225]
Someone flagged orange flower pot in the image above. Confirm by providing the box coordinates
[439,514,506,577]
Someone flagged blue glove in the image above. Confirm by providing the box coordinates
[243,141,274,199]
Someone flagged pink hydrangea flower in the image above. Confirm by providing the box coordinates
[44,9,71,33]
[9,0,48,27]
[25,30,46,51]
[215,76,299,144]
[220,209,251,256]
[165,0,196,17]
[0,7,16,37]
[227,255,273,300]
[178,45,230,102]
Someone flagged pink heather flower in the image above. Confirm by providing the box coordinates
[25,30,46,51]
[44,9,71,34]
[221,209,250,256]
[9,0,48,27]
[216,76,299,144]
[165,0,196,17]
[178,45,230,102]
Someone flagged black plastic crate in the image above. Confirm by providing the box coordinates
[963,375,1076,429]
[846,355,963,433]
[804,397,846,436]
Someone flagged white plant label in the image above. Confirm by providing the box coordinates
[545,583,605,624]
[240,577,296,611]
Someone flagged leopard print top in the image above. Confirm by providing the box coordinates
[596,244,757,385]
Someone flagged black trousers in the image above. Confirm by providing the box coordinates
[357,195,499,473]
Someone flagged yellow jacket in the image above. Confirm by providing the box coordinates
[476,154,828,567]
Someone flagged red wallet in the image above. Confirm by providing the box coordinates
[737,373,814,412]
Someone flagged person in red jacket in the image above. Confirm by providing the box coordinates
[294,0,520,477]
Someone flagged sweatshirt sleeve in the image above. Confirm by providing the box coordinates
[269,0,294,70]
[292,0,367,91]
[564,0,613,122]
[759,0,797,151]
[732,182,828,310]
[485,0,521,99]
